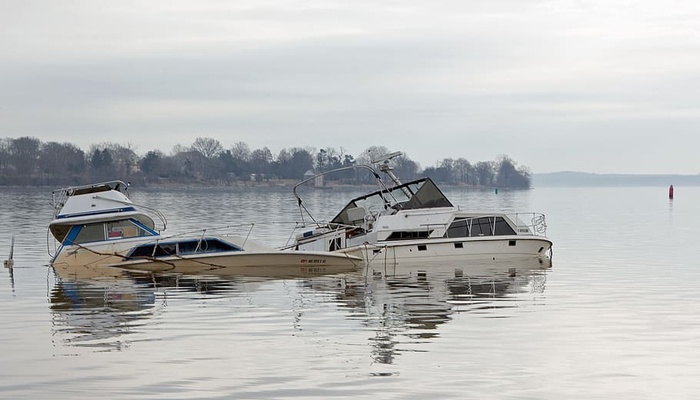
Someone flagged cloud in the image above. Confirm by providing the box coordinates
[0,0,699,173]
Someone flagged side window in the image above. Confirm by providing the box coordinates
[106,220,150,239]
[494,217,516,235]
[470,217,493,236]
[73,224,106,244]
[72,220,151,244]
[446,218,469,238]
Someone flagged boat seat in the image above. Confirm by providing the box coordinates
[346,206,367,224]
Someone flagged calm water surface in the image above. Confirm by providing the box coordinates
[1,184,699,399]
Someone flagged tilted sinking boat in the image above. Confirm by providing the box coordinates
[289,152,553,267]
[48,180,362,277]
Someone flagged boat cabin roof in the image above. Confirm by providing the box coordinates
[331,177,453,225]
[53,180,129,198]
[51,180,132,219]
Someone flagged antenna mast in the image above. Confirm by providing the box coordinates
[370,151,412,197]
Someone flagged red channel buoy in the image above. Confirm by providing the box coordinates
[669,185,674,200]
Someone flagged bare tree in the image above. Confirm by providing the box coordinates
[231,142,251,162]
[109,143,138,176]
[191,137,223,159]
[39,142,85,181]
[0,138,10,172]
[453,158,473,185]
[250,147,273,179]
[496,155,531,188]
[358,146,391,166]
[171,144,189,155]
[10,136,41,178]
[475,161,496,186]
[392,153,420,181]
[88,142,137,177]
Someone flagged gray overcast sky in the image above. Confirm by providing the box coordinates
[1,0,699,174]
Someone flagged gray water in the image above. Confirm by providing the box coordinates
[1,184,699,399]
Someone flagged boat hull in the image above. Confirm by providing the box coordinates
[343,236,553,268]
[108,251,363,276]
[52,236,362,278]
[51,238,155,279]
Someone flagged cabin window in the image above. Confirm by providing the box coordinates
[446,216,517,238]
[386,231,431,241]
[454,242,464,249]
[471,217,494,236]
[417,245,427,251]
[127,239,242,258]
[495,218,517,236]
[73,224,106,244]
[329,237,342,251]
[177,239,240,254]
[106,220,149,240]
[128,243,176,257]
[446,218,469,238]
[71,219,154,245]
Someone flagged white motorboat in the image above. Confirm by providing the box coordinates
[289,152,553,267]
[48,180,362,277]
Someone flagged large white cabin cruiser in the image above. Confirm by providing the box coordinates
[49,180,362,277]
[291,155,553,268]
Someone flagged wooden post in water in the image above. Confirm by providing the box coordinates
[3,235,14,268]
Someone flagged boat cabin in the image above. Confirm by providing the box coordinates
[49,179,166,245]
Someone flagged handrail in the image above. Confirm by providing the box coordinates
[507,212,548,236]
[92,194,169,233]
[292,164,394,228]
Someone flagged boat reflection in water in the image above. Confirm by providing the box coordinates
[50,257,550,360]
[48,262,360,352]
[306,256,550,366]
[50,270,157,352]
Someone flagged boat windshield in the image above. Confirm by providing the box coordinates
[126,238,242,258]
[64,219,158,245]
[331,178,453,226]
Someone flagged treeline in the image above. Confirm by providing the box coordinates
[0,136,532,188]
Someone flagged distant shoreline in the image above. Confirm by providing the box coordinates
[533,172,700,187]
[3,172,699,189]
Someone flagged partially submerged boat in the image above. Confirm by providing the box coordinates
[289,152,553,267]
[109,235,360,276]
[48,180,362,277]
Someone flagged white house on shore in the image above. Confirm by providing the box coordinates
[303,170,324,187]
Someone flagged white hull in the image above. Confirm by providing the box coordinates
[341,236,552,268]
[51,238,156,279]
